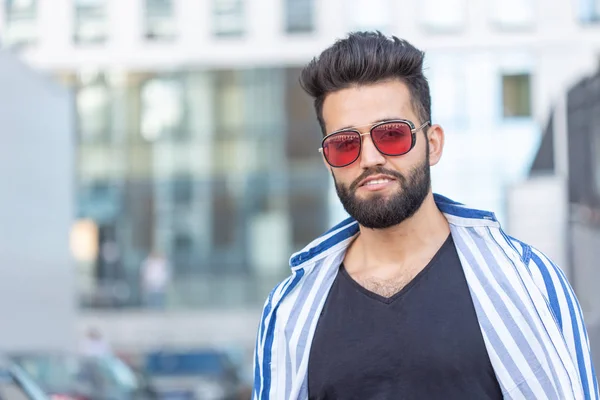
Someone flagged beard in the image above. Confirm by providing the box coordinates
[333,153,431,229]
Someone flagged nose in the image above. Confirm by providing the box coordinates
[359,132,386,169]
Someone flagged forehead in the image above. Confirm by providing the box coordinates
[322,80,416,133]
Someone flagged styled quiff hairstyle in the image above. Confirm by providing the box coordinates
[299,31,431,135]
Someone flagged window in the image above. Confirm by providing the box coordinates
[213,69,284,172]
[74,0,107,44]
[172,231,194,273]
[213,0,245,37]
[214,71,244,136]
[289,190,327,248]
[285,0,314,33]
[242,68,283,137]
[285,68,321,161]
[77,72,111,143]
[145,0,176,40]
[489,0,535,29]
[502,73,532,118]
[288,170,329,249]
[172,175,193,206]
[348,0,392,31]
[140,77,185,141]
[420,0,466,32]
[4,0,37,48]
[211,180,237,249]
[579,0,600,23]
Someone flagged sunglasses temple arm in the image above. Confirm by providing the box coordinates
[415,121,431,132]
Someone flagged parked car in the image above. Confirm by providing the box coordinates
[0,356,49,400]
[11,353,158,400]
[144,349,243,400]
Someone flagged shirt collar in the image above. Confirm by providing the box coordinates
[289,193,499,269]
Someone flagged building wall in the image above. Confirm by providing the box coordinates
[508,66,600,374]
[506,175,569,270]
[507,176,600,375]
[570,221,600,370]
[565,68,600,371]
[1,0,597,75]
[0,50,76,352]
[1,0,599,314]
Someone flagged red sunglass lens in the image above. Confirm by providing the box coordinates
[323,132,361,167]
[371,122,413,155]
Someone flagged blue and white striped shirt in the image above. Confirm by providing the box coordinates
[253,194,599,399]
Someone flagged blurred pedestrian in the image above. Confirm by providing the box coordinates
[80,326,112,357]
[141,250,171,309]
[252,31,599,400]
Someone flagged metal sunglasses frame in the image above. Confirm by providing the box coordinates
[318,119,430,168]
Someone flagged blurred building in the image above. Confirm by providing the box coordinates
[0,49,76,352]
[510,67,600,370]
[1,0,600,351]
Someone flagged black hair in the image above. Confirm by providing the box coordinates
[299,31,431,134]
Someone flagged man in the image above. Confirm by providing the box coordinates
[253,32,599,400]
[141,250,171,309]
[79,326,112,357]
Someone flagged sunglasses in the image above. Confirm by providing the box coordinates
[318,119,430,168]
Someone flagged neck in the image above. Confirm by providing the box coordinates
[347,192,450,270]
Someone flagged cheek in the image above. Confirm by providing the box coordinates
[385,157,414,173]
[387,144,427,170]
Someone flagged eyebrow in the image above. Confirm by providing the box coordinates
[334,117,404,132]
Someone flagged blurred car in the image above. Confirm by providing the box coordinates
[144,349,243,400]
[0,356,49,400]
[10,353,158,400]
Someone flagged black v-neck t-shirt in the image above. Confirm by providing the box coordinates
[307,235,503,400]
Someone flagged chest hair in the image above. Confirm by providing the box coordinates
[352,268,423,298]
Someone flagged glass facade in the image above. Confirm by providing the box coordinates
[74,0,107,44]
[3,0,37,48]
[213,0,245,37]
[68,67,326,309]
[579,0,600,23]
[145,0,176,40]
[502,73,532,118]
[285,0,314,33]
[76,71,111,142]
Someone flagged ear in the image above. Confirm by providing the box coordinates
[426,124,445,167]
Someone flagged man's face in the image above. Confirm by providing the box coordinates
[321,79,432,229]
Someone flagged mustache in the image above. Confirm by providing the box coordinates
[349,167,406,192]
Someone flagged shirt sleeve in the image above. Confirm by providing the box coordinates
[527,245,599,400]
[252,277,290,400]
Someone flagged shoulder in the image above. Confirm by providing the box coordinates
[504,236,562,294]
[504,235,562,280]
[506,236,577,328]
[509,240,598,398]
